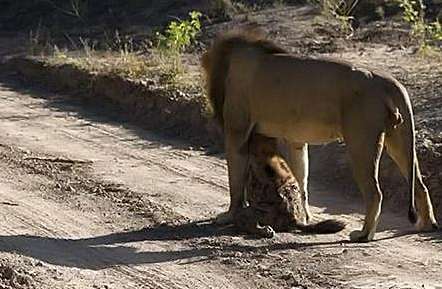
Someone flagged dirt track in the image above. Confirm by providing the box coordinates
[0,70,440,289]
[0,5,441,288]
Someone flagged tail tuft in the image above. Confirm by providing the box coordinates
[299,219,346,234]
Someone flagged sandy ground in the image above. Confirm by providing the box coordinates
[0,5,441,289]
[0,71,440,289]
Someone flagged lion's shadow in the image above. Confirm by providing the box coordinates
[0,219,439,270]
[0,220,359,270]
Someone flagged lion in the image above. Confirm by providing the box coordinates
[234,133,345,238]
[201,28,438,242]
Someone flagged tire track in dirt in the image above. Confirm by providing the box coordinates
[0,78,280,288]
[0,74,440,288]
[0,166,260,289]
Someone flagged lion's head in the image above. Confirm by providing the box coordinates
[201,27,287,125]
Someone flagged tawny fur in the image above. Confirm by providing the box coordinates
[202,29,438,242]
[234,133,345,238]
[201,27,286,125]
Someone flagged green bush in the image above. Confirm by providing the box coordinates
[396,0,442,48]
[154,11,202,82]
[156,11,202,53]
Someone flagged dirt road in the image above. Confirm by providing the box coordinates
[0,69,440,288]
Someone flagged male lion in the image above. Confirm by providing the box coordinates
[235,132,345,238]
[201,28,438,242]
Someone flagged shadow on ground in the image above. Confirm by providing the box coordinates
[0,219,439,270]
[1,72,432,220]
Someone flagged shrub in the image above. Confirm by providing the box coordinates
[156,11,202,54]
[310,0,360,37]
[396,0,442,48]
[154,11,202,81]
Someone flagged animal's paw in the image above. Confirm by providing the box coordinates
[349,230,372,243]
[214,211,235,225]
[415,217,439,232]
[260,225,275,238]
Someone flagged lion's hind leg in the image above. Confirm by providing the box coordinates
[343,112,386,242]
[385,128,438,231]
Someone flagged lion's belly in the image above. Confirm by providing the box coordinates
[256,121,342,144]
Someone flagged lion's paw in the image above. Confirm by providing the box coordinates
[349,230,372,243]
[214,211,235,225]
[415,217,439,232]
[260,225,275,238]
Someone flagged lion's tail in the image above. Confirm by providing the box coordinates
[294,219,346,234]
[384,81,418,224]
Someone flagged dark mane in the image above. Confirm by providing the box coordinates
[201,28,287,126]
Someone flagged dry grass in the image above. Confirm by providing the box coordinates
[43,46,202,91]
[30,9,204,91]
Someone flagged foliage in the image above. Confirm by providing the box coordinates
[310,0,359,37]
[156,11,202,54]
[396,0,442,48]
[154,11,202,81]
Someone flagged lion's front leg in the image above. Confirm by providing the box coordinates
[288,142,311,224]
[216,129,249,225]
